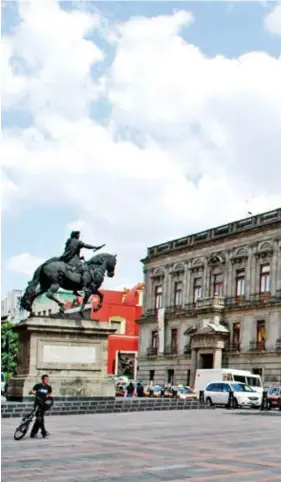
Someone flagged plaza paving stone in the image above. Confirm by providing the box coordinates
[1,409,281,481]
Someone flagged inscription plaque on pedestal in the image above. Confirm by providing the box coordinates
[43,345,96,364]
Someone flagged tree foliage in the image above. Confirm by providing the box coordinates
[1,322,19,376]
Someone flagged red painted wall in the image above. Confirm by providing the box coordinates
[67,285,143,375]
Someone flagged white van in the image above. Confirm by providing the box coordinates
[194,368,263,394]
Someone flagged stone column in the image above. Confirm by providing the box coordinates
[165,265,173,306]
[226,254,233,298]
[190,347,198,387]
[213,349,222,369]
[183,261,190,304]
[271,239,279,295]
[249,244,257,297]
[188,267,194,304]
[203,258,210,297]
[275,239,281,292]
[142,267,149,311]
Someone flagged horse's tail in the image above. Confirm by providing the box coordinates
[20,264,43,312]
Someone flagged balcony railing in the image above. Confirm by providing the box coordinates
[195,296,225,310]
[249,340,266,352]
[165,305,185,316]
[142,290,281,319]
[183,344,192,355]
[164,346,178,355]
[146,309,157,317]
[250,292,272,303]
[226,341,281,354]
[225,296,247,308]
[226,342,241,353]
[147,346,158,356]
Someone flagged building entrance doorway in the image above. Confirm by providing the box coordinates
[200,353,213,369]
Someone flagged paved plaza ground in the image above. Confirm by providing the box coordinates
[1,410,281,481]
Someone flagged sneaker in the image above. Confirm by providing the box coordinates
[42,432,50,438]
[30,434,38,438]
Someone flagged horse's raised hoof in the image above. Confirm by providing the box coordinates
[78,310,84,318]
[93,304,102,312]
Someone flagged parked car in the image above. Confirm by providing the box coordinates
[115,384,126,397]
[267,386,281,409]
[176,386,197,401]
[204,381,262,408]
[151,385,164,398]
[164,386,176,398]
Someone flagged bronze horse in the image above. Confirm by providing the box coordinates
[20,252,117,317]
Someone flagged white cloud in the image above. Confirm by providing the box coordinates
[2,2,281,290]
[7,253,44,277]
[264,3,281,35]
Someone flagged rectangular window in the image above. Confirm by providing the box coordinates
[260,264,270,293]
[193,277,202,302]
[170,328,178,354]
[154,285,163,309]
[151,330,158,352]
[186,369,191,386]
[167,369,174,385]
[257,320,265,350]
[174,281,183,306]
[232,322,240,349]
[149,370,155,382]
[213,273,223,296]
[235,269,245,297]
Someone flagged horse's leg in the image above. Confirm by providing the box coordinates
[93,288,104,312]
[46,283,65,315]
[79,289,92,317]
[29,288,47,316]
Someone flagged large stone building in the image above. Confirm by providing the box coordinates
[137,208,281,388]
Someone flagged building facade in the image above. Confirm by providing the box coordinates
[137,208,281,388]
[1,290,23,319]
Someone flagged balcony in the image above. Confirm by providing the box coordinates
[226,340,281,355]
[164,346,178,356]
[195,296,225,312]
[146,309,157,317]
[183,344,192,355]
[226,342,241,353]
[249,340,266,352]
[165,305,185,316]
[147,346,158,356]
[250,292,272,304]
[225,296,247,308]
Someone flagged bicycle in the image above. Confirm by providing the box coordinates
[14,397,53,441]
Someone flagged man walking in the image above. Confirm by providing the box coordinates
[29,374,53,438]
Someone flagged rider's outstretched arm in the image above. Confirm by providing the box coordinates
[82,243,105,250]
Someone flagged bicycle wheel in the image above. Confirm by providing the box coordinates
[14,421,30,441]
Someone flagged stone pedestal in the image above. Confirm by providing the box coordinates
[8,317,116,400]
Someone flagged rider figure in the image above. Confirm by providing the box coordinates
[60,231,105,288]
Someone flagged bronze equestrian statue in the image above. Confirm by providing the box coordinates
[20,231,117,318]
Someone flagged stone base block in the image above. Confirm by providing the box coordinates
[8,316,116,399]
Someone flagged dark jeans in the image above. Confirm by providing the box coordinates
[30,402,47,437]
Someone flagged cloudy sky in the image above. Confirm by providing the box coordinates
[2,0,281,297]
